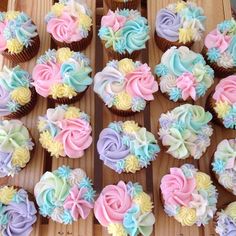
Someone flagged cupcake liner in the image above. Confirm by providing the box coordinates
[2,35,40,63]
[202,46,236,78]
[105,0,139,10]
[109,106,136,117]
[154,32,194,52]
[51,29,93,52]
[4,87,37,119]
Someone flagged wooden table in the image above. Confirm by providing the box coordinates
[0,0,235,235]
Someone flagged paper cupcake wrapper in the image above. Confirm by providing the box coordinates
[105,0,139,10]
[2,35,40,63]
[109,106,137,116]
[154,32,194,52]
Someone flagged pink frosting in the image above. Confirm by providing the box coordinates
[64,186,93,220]
[32,61,62,97]
[213,75,236,104]
[125,64,158,100]
[176,72,197,101]
[94,181,132,227]
[205,29,231,53]
[160,167,196,206]
[55,118,92,158]
[0,22,7,52]
[101,10,126,32]
[47,12,82,43]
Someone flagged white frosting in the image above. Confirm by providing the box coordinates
[217,52,235,69]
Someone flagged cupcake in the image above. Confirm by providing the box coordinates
[155,1,206,52]
[207,76,236,129]
[105,0,140,10]
[215,202,236,236]
[212,139,236,195]
[94,181,155,236]
[0,120,34,178]
[97,121,160,174]
[34,165,95,224]
[38,105,92,159]
[0,65,37,119]
[155,46,214,102]
[202,18,236,78]
[0,11,40,62]
[160,164,218,227]
[158,104,213,160]
[32,48,92,104]
[0,186,37,236]
[99,9,150,60]
[45,0,93,51]
[94,59,158,116]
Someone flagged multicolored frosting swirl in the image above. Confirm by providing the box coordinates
[34,166,95,224]
[0,11,38,54]
[97,121,160,173]
[205,18,236,69]
[158,104,213,159]
[156,1,206,43]
[45,0,92,43]
[32,48,92,99]
[0,66,34,117]
[216,202,236,236]
[161,164,218,226]
[94,181,155,236]
[99,9,150,54]
[94,59,158,112]
[0,120,34,178]
[0,186,37,236]
[212,139,236,194]
[212,76,236,129]
[38,105,92,159]
[155,46,214,101]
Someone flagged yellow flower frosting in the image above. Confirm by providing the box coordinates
[175,1,187,12]
[64,107,81,119]
[5,11,20,20]
[39,131,53,149]
[0,186,16,205]
[50,83,77,99]
[38,120,47,132]
[48,141,64,158]
[114,92,132,110]
[51,3,65,16]
[56,47,73,64]
[78,12,92,31]
[12,147,30,168]
[225,202,236,221]
[118,58,135,75]
[134,192,153,214]
[214,101,231,118]
[195,172,212,190]
[175,207,197,226]
[125,155,140,173]
[122,121,140,134]
[11,87,31,105]
[7,39,24,54]
[179,28,193,43]
[107,223,127,236]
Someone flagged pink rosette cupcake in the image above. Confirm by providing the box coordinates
[38,105,92,159]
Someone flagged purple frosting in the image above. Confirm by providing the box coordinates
[0,151,12,177]
[0,84,10,117]
[97,128,130,170]
[156,8,181,42]
[223,217,236,236]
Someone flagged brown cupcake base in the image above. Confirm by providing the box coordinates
[109,106,136,117]
[202,46,236,78]
[105,0,140,10]
[154,32,194,52]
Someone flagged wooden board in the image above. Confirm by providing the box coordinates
[0,0,235,235]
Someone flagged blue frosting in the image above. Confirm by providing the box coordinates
[108,122,123,133]
[61,210,73,224]
[207,48,220,62]
[180,5,206,23]
[212,159,226,174]
[155,64,168,77]
[196,83,207,97]
[126,182,143,198]
[227,36,236,65]
[115,160,125,173]
[223,106,236,129]
[78,177,93,190]
[83,189,96,203]
[169,87,182,102]
[55,166,71,179]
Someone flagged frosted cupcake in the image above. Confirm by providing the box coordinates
[105,0,140,10]
[94,59,158,116]
[155,1,206,52]
[161,164,218,227]
[158,104,213,159]
[215,202,236,236]
[0,120,34,178]
[94,181,155,236]
[0,11,40,62]
[45,0,92,51]
[32,48,92,104]
[202,19,236,77]
[97,121,160,174]
[0,65,37,119]
[38,105,92,159]
[99,9,150,60]
[207,76,236,129]
[34,166,95,224]
[212,139,236,195]
[155,46,214,102]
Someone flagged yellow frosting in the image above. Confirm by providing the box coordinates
[225,202,236,221]
[179,28,193,44]
[48,140,64,158]
[107,223,127,236]
[39,131,53,149]
[175,207,197,226]
[56,47,73,64]
[50,83,77,99]
[0,186,16,205]
[175,1,187,12]
[7,39,23,54]
[214,101,231,118]
[12,147,30,168]
[64,107,81,119]
[195,172,212,190]
[133,192,153,214]
[51,3,64,16]
[118,58,135,75]
[78,12,92,31]
[11,87,31,105]
[5,11,20,20]
[125,155,140,173]
[114,92,132,111]
[38,120,47,132]
[122,121,140,134]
